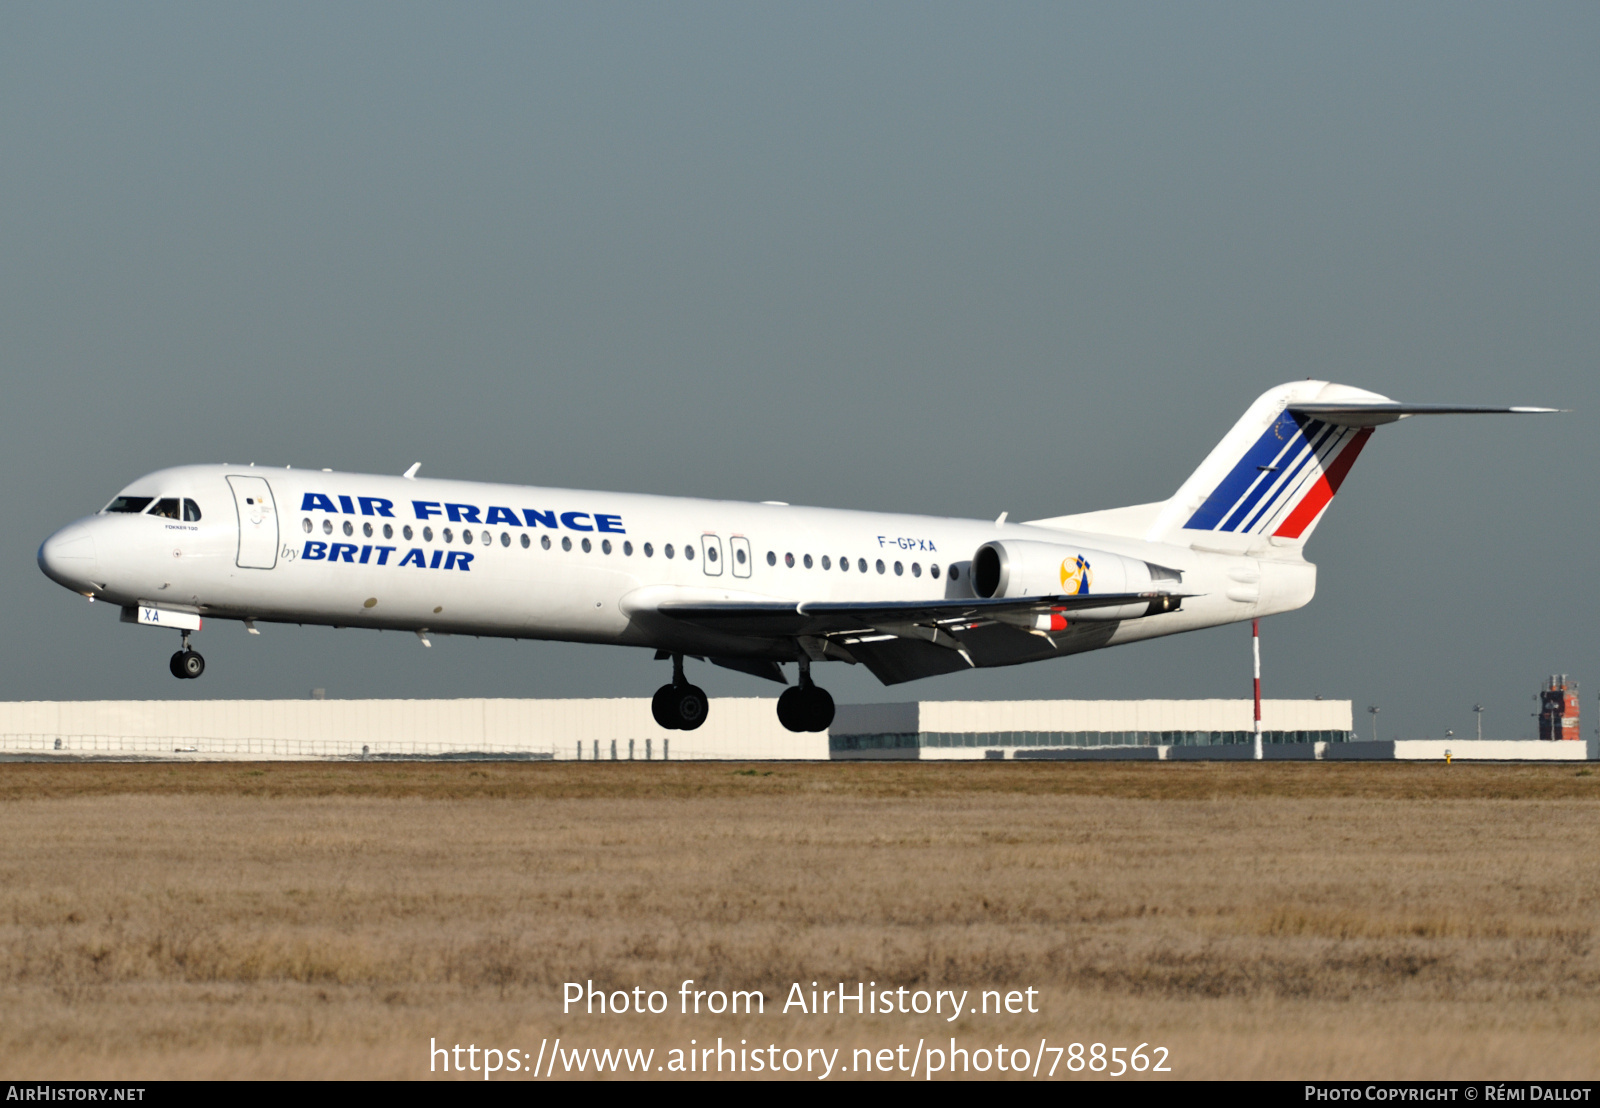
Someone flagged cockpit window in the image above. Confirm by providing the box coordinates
[183,499,202,522]
[149,498,181,519]
[104,496,153,514]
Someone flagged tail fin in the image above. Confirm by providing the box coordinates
[1030,381,1555,552]
[1148,381,1379,549]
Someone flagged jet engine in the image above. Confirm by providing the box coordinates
[971,539,1181,621]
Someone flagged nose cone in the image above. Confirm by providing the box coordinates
[38,522,99,592]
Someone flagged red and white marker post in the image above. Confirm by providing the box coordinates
[1252,618,1263,761]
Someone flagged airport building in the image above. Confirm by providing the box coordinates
[829,698,1351,758]
[0,696,1345,761]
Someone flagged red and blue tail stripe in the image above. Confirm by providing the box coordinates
[1184,411,1371,539]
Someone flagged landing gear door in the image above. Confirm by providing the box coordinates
[226,475,279,569]
[729,535,751,578]
[700,533,724,577]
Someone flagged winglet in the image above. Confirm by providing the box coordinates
[402,463,421,480]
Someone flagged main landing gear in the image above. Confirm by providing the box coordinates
[652,654,709,731]
[168,631,205,680]
[776,656,834,734]
[648,654,835,734]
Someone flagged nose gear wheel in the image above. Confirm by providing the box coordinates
[169,650,205,679]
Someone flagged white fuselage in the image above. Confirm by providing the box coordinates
[38,464,1315,671]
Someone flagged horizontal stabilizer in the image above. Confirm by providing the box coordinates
[1288,402,1559,427]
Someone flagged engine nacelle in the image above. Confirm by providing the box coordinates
[971,540,1178,621]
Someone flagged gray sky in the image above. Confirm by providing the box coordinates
[3,3,1595,739]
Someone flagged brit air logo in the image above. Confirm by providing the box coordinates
[1184,411,1371,539]
[300,542,475,571]
[1060,554,1092,595]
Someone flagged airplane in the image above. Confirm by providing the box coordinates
[37,380,1553,734]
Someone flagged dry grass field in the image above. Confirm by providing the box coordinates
[1,760,1596,1080]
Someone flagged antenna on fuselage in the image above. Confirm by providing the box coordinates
[402,463,421,479]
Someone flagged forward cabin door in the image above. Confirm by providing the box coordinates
[226,475,279,569]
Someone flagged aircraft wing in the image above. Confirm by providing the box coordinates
[655,591,1189,685]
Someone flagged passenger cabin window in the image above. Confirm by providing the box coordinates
[149,498,181,519]
[104,496,152,514]
[183,499,202,522]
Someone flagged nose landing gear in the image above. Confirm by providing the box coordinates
[777,656,834,733]
[169,631,205,680]
[651,654,708,731]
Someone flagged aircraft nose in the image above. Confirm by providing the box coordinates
[38,523,99,591]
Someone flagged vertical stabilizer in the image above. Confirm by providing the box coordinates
[1147,381,1383,550]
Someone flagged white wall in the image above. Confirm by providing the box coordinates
[0,698,826,760]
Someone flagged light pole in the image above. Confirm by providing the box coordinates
[1368,705,1380,744]
[1473,704,1484,742]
